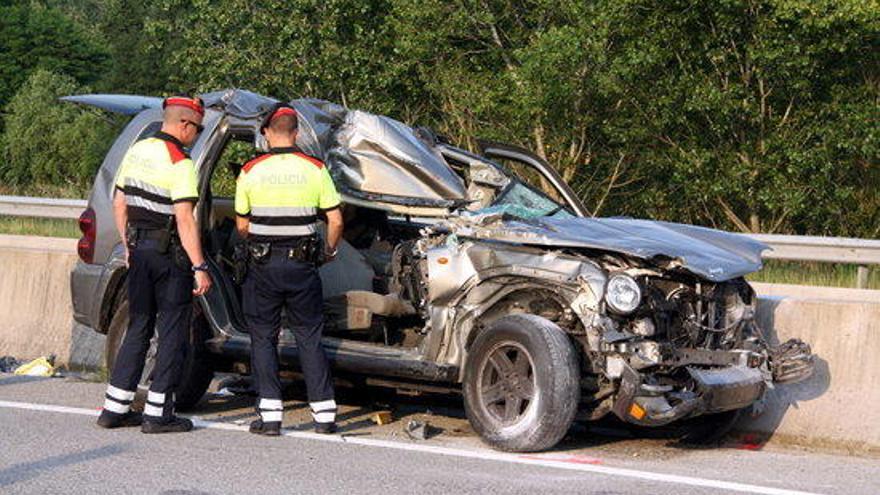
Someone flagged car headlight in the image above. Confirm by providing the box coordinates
[604,274,642,314]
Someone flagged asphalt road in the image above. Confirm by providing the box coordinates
[1,373,877,495]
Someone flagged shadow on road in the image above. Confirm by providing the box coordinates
[0,374,50,388]
[0,443,127,487]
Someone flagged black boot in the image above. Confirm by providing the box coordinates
[314,422,337,434]
[96,410,143,429]
[141,416,194,434]
[249,419,281,436]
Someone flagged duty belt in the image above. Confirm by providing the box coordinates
[248,236,319,264]
[130,228,168,241]
[127,224,177,254]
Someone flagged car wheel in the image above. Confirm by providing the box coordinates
[105,298,214,411]
[463,314,580,452]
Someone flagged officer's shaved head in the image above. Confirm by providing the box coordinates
[268,114,297,135]
[160,94,205,147]
[262,104,299,148]
[163,104,202,126]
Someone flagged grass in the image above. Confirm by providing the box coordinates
[0,216,80,238]
[748,260,878,290]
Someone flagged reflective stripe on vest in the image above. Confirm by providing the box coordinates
[248,205,318,237]
[124,177,174,215]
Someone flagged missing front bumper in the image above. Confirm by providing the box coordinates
[611,362,766,426]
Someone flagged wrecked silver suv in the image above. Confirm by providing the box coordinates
[68,89,813,452]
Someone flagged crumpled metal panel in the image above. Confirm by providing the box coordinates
[201,89,278,118]
[325,110,467,201]
[290,99,347,160]
[447,214,769,282]
[285,99,467,203]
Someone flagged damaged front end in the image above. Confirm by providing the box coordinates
[573,269,815,426]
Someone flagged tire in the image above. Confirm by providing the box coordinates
[105,297,215,411]
[463,314,580,452]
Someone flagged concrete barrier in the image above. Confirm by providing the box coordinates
[0,234,878,452]
[0,235,79,365]
[731,294,880,454]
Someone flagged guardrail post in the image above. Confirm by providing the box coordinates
[857,265,870,289]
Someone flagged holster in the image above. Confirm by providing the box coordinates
[232,241,250,284]
[248,241,271,264]
[290,236,321,264]
[125,224,138,250]
[125,223,172,254]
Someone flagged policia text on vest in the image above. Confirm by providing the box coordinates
[96,95,213,434]
[235,103,344,437]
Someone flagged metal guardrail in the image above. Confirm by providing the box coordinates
[0,195,86,219]
[0,195,876,287]
[745,233,879,289]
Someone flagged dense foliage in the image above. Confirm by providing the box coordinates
[0,69,120,195]
[0,0,876,236]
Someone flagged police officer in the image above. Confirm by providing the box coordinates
[97,95,213,433]
[235,103,343,436]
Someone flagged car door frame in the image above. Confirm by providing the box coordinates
[476,140,591,218]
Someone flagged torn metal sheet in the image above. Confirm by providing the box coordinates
[201,89,277,118]
[326,110,467,202]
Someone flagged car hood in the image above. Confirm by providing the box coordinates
[448,213,769,282]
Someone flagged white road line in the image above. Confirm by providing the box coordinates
[0,399,823,495]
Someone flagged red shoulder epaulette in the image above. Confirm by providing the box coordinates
[294,152,324,169]
[165,140,188,164]
[242,153,273,173]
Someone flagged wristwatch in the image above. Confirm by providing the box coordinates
[192,262,209,273]
[325,247,338,258]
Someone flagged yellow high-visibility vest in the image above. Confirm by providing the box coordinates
[115,132,198,229]
[235,148,341,241]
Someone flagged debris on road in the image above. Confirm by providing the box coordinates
[372,411,393,425]
[215,376,256,396]
[0,356,21,373]
[13,355,56,377]
[404,419,440,440]
[214,387,235,397]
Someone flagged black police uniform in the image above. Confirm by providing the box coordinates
[100,128,200,429]
[235,138,341,433]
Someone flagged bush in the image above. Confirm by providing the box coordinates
[0,69,121,196]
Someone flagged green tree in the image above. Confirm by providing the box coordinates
[145,0,411,115]
[0,69,120,195]
[0,2,109,108]
[389,0,878,236]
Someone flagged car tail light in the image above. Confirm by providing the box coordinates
[77,208,96,263]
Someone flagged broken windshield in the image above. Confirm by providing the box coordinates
[492,180,574,219]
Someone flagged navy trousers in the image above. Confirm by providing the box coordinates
[243,255,334,421]
[107,239,192,420]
